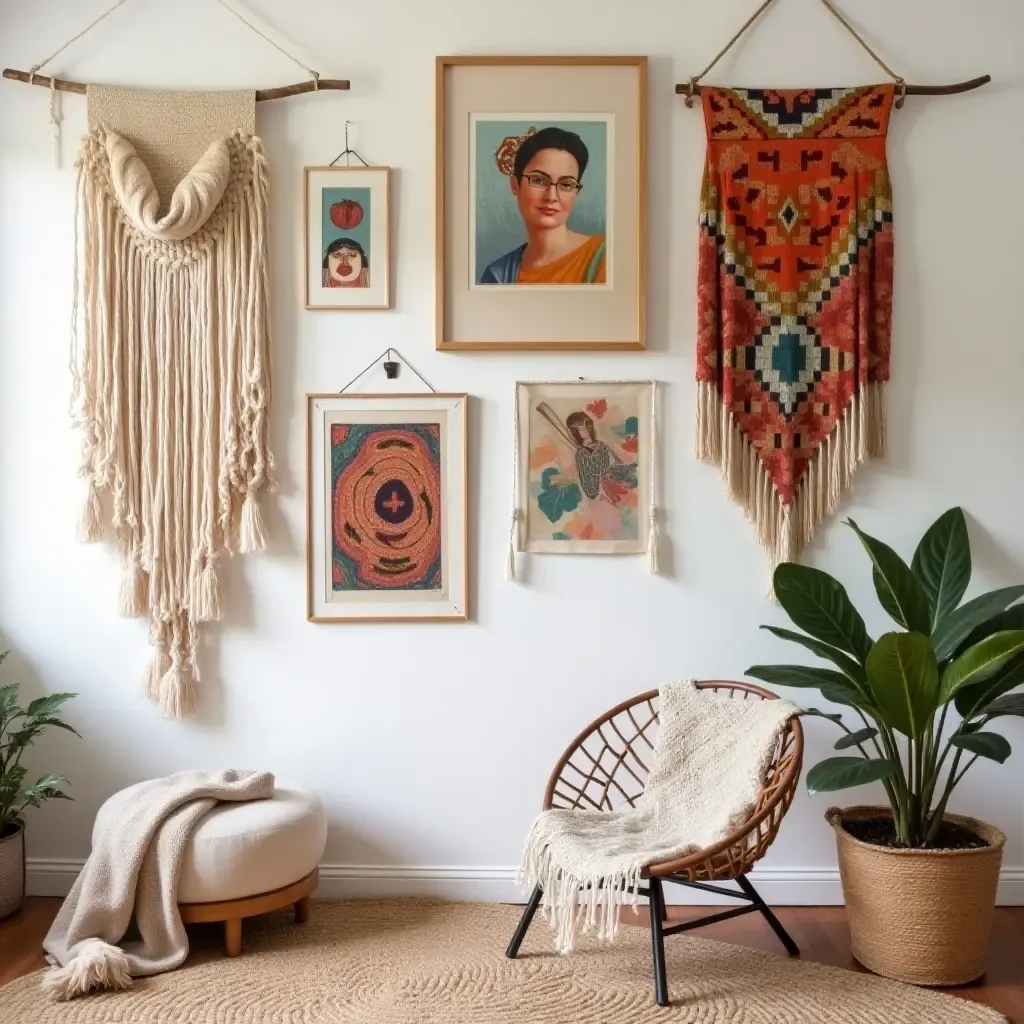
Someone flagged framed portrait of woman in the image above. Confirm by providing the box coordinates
[304,166,391,309]
[436,56,647,350]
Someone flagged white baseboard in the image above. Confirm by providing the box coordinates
[26,859,1024,906]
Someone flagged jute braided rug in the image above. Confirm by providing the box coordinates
[0,899,1006,1023]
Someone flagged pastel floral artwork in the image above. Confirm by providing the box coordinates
[331,424,442,590]
[526,396,640,543]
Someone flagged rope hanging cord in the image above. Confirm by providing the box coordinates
[679,0,990,107]
[338,349,436,394]
[7,0,348,99]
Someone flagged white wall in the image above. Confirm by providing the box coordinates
[2,0,1022,905]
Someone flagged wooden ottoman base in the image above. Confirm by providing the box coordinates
[178,868,318,957]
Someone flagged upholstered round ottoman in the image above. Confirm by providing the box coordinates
[93,785,326,956]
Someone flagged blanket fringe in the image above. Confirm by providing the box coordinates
[695,380,886,584]
[519,824,642,955]
[43,939,133,1001]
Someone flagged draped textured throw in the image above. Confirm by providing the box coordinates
[72,88,272,718]
[696,86,893,573]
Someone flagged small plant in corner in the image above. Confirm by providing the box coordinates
[0,652,78,839]
[747,508,1024,849]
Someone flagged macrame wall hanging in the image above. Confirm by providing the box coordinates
[677,0,989,583]
[6,0,349,718]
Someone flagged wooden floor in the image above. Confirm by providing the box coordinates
[3,898,1023,1020]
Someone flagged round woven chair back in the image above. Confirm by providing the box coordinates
[542,681,803,881]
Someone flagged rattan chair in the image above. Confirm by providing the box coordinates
[506,681,804,1008]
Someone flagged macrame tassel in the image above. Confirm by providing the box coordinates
[506,509,520,582]
[238,490,267,554]
[648,506,660,575]
[193,557,222,623]
[78,480,103,543]
[119,554,148,619]
[159,656,196,720]
[142,641,169,701]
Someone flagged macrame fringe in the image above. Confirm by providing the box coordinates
[238,491,267,554]
[193,557,222,623]
[506,509,520,582]
[78,480,103,543]
[159,658,196,720]
[43,939,132,1001]
[72,126,273,716]
[648,507,660,575]
[696,380,886,586]
[118,554,148,619]
[518,830,643,955]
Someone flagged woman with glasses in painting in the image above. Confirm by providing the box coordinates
[479,126,606,285]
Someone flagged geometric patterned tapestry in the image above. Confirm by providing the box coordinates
[695,85,894,574]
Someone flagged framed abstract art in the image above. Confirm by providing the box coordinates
[306,394,468,621]
[436,56,647,350]
[511,381,658,567]
[304,166,391,309]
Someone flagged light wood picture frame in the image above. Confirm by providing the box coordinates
[306,393,469,622]
[304,166,391,309]
[436,56,647,350]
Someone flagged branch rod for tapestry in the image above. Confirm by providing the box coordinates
[676,0,989,106]
[4,0,349,99]
[339,349,436,394]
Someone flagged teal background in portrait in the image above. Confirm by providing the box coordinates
[322,187,372,264]
[473,119,608,283]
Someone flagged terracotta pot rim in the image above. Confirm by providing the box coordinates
[826,804,1006,857]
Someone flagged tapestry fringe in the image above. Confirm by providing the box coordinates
[71,126,273,717]
[696,381,886,579]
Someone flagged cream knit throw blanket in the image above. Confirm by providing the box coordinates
[73,87,272,719]
[519,681,797,953]
[42,769,274,1001]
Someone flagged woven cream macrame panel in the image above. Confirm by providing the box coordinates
[86,86,255,207]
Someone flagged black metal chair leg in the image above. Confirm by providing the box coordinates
[506,884,544,959]
[648,878,670,1006]
[735,875,799,956]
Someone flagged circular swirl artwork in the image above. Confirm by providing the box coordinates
[331,424,442,590]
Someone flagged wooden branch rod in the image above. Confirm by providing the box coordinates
[2,68,349,101]
[675,75,991,98]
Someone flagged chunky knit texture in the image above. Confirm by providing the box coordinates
[42,770,275,1000]
[519,681,797,953]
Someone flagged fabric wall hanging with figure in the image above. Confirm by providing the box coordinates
[72,85,273,719]
[508,381,660,578]
[306,393,468,622]
[695,86,893,576]
[304,165,391,309]
[437,56,646,350]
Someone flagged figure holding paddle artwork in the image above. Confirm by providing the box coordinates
[536,402,637,505]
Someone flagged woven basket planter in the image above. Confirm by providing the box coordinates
[827,805,1005,986]
[0,821,25,921]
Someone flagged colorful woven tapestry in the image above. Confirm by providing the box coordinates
[696,86,893,573]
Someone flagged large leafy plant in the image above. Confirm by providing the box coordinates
[749,509,1024,848]
[0,652,78,836]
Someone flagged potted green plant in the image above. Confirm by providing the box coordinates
[0,651,77,919]
[748,508,1023,986]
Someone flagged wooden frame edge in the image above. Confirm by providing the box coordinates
[435,55,648,351]
[305,393,470,623]
[302,165,392,312]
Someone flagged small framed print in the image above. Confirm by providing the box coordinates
[515,381,655,555]
[304,166,391,309]
[306,393,468,622]
[436,56,647,350]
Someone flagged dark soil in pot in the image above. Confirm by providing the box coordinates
[841,816,989,850]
